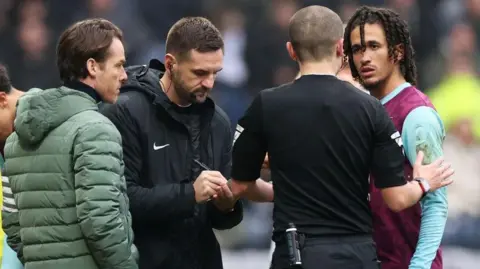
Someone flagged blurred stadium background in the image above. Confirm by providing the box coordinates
[1,0,480,268]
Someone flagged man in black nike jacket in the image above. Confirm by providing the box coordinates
[101,17,243,269]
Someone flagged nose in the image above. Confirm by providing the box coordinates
[360,50,371,65]
[201,75,215,89]
[120,68,128,84]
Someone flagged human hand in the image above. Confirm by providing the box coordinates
[413,151,454,192]
[193,171,228,203]
[213,183,237,212]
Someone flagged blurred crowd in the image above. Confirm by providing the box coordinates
[1,0,480,268]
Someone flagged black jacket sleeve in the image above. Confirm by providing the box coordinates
[207,120,243,230]
[101,99,196,224]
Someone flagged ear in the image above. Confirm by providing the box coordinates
[86,58,98,78]
[394,44,405,62]
[0,92,8,108]
[164,53,176,73]
[336,38,344,58]
[286,42,297,62]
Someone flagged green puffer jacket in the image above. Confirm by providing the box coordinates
[2,87,138,269]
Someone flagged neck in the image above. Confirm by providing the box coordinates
[299,58,341,77]
[9,88,25,106]
[78,78,96,90]
[8,88,25,124]
[368,71,407,100]
[160,73,191,106]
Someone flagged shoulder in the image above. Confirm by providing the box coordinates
[404,106,445,135]
[212,104,232,136]
[71,111,121,143]
[339,81,382,115]
[118,88,152,108]
[213,105,231,126]
[100,89,152,121]
[259,82,294,99]
[403,86,435,108]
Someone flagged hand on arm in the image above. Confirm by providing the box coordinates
[381,151,452,212]
[371,102,454,212]
[402,107,449,269]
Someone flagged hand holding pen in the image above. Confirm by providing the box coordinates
[193,160,236,211]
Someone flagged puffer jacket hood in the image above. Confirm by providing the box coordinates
[14,87,98,145]
[122,59,166,100]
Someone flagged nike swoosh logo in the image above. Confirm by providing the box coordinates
[153,143,170,150]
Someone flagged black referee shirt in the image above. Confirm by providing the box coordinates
[231,75,406,237]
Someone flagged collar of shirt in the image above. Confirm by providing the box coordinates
[380,82,411,105]
[63,80,103,103]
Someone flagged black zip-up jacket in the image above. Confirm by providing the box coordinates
[101,59,243,269]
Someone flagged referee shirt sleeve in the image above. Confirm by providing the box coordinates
[231,94,267,182]
[370,101,407,189]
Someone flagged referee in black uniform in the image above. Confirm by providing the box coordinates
[227,6,454,269]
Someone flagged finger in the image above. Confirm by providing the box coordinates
[414,151,425,166]
[441,177,454,187]
[205,181,223,192]
[204,185,218,198]
[201,170,224,178]
[220,184,233,199]
[214,187,225,199]
[439,162,452,174]
[427,157,445,170]
[441,167,455,180]
[205,175,228,186]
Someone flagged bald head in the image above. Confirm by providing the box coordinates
[289,6,344,62]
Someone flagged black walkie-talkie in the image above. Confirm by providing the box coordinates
[286,223,302,267]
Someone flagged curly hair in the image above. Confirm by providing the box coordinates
[0,63,12,93]
[343,6,417,86]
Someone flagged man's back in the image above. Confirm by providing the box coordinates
[258,75,384,236]
[3,87,136,269]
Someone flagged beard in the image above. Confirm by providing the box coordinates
[171,70,210,104]
[361,77,384,92]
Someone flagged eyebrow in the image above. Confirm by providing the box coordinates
[193,68,223,73]
[352,40,380,48]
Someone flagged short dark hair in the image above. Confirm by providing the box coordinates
[0,64,12,94]
[289,6,344,62]
[165,17,224,61]
[343,6,417,85]
[56,18,124,82]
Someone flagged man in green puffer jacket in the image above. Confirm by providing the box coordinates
[2,18,137,269]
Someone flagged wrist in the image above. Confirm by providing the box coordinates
[414,177,430,198]
[217,201,236,213]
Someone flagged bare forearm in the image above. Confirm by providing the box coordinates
[229,179,274,202]
[382,181,423,212]
[243,179,273,202]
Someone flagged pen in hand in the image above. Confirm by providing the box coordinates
[193,159,215,202]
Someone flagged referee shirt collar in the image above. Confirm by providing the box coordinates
[380,82,411,105]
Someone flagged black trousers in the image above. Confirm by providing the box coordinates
[270,235,381,269]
